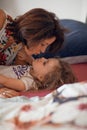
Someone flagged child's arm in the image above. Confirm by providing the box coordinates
[0,74,26,91]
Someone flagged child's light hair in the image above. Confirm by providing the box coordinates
[31,58,77,90]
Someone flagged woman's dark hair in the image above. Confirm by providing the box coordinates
[7,8,67,53]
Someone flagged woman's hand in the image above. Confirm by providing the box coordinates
[0,87,20,98]
[15,47,34,65]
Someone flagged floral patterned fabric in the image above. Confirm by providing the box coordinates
[0,14,22,65]
[0,82,87,130]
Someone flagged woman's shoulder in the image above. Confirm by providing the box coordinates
[0,9,6,30]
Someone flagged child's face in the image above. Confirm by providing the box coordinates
[31,58,60,81]
[25,36,56,55]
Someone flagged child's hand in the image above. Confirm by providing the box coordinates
[14,48,27,65]
[0,88,20,98]
[15,48,34,65]
[17,49,28,61]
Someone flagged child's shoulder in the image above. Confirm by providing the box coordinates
[0,9,6,30]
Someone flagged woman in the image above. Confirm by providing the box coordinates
[0,8,66,65]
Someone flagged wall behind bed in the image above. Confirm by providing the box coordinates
[0,0,87,22]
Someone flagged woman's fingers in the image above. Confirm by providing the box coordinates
[0,88,20,98]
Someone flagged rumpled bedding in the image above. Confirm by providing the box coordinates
[0,82,87,130]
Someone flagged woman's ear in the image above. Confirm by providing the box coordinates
[24,46,30,55]
[24,45,34,56]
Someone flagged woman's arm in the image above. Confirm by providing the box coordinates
[0,74,26,91]
[0,9,6,30]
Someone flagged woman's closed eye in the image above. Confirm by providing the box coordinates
[43,60,48,65]
[41,43,45,46]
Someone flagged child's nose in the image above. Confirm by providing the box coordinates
[41,57,45,60]
[40,57,47,62]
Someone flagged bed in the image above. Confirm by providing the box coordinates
[0,81,87,130]
[0,19,87,130]
[20,19,87,98]
[0,63,87,130]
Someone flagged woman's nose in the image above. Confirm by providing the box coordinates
[41,47,47,53]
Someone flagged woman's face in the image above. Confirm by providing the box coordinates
[31,57,60,81]
[25,36,56,55]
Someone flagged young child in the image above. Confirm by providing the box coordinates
[0,58,77,92]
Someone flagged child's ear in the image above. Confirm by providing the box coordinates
[32,71,44,81]
[37,75,44,81]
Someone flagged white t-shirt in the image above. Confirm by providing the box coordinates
[0,65,35,91]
